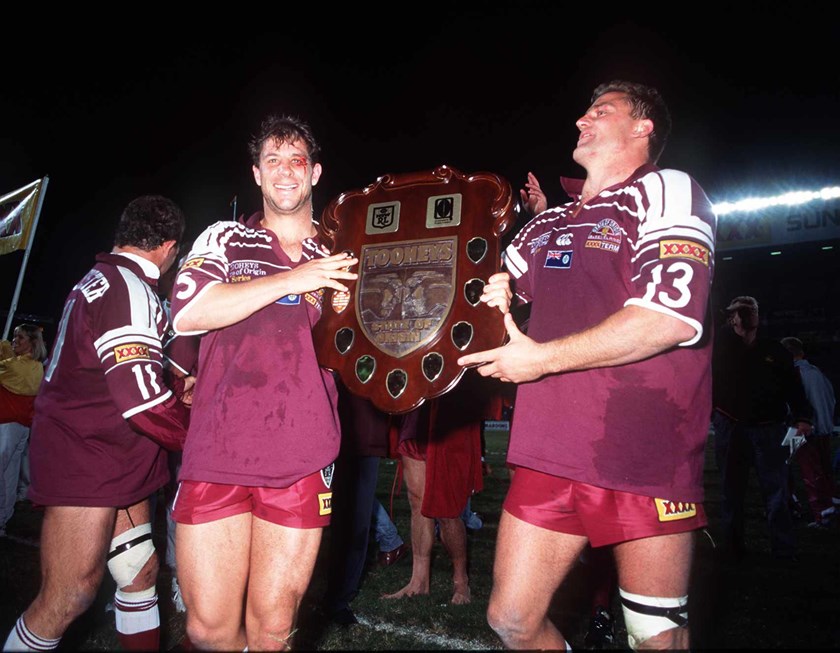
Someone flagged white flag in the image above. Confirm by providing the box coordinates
[0,178,45,255]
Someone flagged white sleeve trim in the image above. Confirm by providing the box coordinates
[171,280,221,336]
[122,389,173,419]
[624,298,704,347]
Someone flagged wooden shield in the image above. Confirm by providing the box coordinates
[314,164,516,414]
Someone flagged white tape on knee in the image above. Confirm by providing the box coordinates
[619,588,688,650]
[107,523,154,589]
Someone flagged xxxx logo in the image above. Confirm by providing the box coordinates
[660,240,709,266]
[114,343,150,363]
[654,498,697,522]
[318,492,333,516]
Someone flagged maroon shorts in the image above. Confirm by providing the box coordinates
[504,466,707,547]
[171,469,333,528]
[396,436,426,461]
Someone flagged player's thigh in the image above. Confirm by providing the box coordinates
[246,517,323,615]
[112,497,151,536]
[39,505,116,593]
[613,530,695,596]
[176,512,251,623]
[490,509,586,616]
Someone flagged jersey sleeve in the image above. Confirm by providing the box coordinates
[93,266,188,447]
[170,221,237,336]
[502,222,543,305]
[624,169,716,346]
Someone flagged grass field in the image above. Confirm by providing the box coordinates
[2,427,839,650]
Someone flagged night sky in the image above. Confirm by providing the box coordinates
[2,4,839,337]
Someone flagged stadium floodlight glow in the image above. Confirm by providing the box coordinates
[713,185,840,216]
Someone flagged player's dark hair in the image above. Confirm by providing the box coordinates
[592,80,672,164]
[248,114,320,166]
[113,195,186,251]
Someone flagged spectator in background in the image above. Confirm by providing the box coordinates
[322,388,408,626]
[712,296,813,562]
[0,323,48,537]
[383,366,510,606]
[780,336,837,529]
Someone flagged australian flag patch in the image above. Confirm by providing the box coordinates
[544,250,573,269]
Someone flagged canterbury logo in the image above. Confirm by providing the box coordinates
[114,344,150,363]
[654,498,697,522]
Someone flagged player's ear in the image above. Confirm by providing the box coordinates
[311,162,323,187]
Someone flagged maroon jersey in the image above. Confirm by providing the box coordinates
[29,253,188,507]
[504,165,716,501]
[170,214,340,488]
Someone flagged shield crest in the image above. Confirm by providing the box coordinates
[358,236,457,358]
[314,165,516,414]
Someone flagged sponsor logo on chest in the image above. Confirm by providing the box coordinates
[584,218,622,253]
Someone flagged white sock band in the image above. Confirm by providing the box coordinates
[3,615,61,651]
[114,587,160,635]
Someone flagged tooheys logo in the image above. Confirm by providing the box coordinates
[114,343,150,363]
[654,498,697,522]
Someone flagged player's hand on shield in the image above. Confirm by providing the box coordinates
[284,251,358,294]
[457,312,546,383]
[480,272,512,313]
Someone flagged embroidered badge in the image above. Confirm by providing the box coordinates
[555,232,573,247]
[320,463,335,489]
[654,498,698,522]
[544,250,573,269]
[660,240,710,266]
[318,492,333,515]
[304,288,325,310]
[276,294,301,305]
[584,218,622,252]
[114,343,150,363]
[528,232,551,254]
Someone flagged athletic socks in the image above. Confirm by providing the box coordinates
[3,616,60,651]
[113,587,160,650]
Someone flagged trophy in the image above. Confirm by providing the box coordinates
[314,164,516,414]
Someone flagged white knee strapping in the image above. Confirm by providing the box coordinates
[619,588,688,650]
[107,523,154,589]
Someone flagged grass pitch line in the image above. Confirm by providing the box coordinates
[357,615,492,650]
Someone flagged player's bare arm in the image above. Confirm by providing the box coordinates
[458,305,695,383]
[174,252,358,332]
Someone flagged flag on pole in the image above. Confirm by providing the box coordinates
[0,178,45,255]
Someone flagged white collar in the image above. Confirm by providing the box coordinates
[114,251,160,279]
